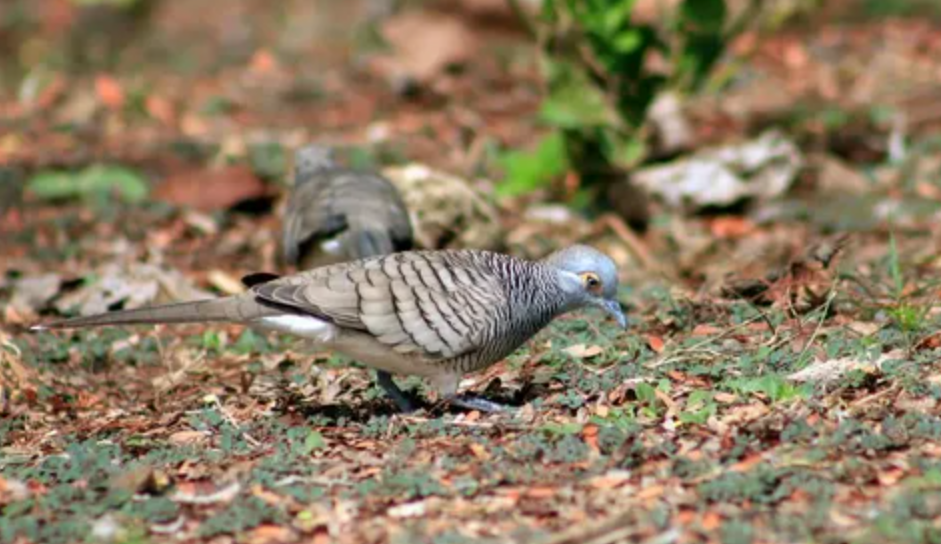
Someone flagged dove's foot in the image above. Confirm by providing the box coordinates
[447,394,509,414]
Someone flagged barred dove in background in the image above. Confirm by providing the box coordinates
[32,246,627,413]
[281,144,418,408]
[281,145,413,270]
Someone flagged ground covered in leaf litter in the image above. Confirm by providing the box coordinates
[4,2,941,544]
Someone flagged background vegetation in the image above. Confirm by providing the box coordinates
[3,0,941,543]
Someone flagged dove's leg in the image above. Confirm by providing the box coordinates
[376,371,419,413]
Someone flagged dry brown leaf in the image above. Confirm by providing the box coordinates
[701,511,722,531]
[168,430,207,446]
[563,344,604,359]
[154,166,268,211]
[468,443,490,460]
[145,95,175,125]
[525,486,556,499]
[588,470,632,490]
[691,324,722,336]
[246,524,294,544]
[709,216,755,239]
[207,270,246,295]
[251,485,284,506]
[636,484,664,500]
[249,49,278,74]
[171,481,241,505]
[714,392,738,404]
[582,424,600,454]
[95,75,124,110]
[730,454,764,472]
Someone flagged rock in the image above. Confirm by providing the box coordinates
[382,163,502,250]
[633,129,803,210]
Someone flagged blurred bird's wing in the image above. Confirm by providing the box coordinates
[282,171,414,265]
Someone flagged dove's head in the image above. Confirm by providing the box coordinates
[544,244,627,328]
[294,145,338,183]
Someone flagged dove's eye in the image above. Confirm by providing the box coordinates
[580,272,603,294]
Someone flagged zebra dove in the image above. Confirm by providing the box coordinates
[32,245,626,413]
[281,144,416,408]
[281,145,413,270]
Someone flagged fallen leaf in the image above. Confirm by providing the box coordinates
[0,476,30,503]
[877,468,906,487]
[208,270,246,295]
[249,49,278,74]
[647,335,665,353]
[525,487,556,499]
[171,481,241,505]
[710,216,754,238]
[588,470,632,490]
[388,500,428,518]
[468,443,490,460]
[154,166,268,211]
[145,95,175,125]
[246,524,294,544]
[9,274,61,312]
[676,509,696,525]
[714,392,738,404]
[95,75,125,110]
[787,352,897,385]
[691,324,722,336]
[730,454,764,472]
[563,344,604,359]
[666,370,686,381]
[701,511,722,531]
[52,262,211,317]
[168,430,207,446]
[637,484,664,500]
[582,424,600,454]
[251,485,284,506]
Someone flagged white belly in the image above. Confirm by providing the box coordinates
[256,315,338,342]
[254,315,442,378]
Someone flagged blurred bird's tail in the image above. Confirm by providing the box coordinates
[349,229,396,260]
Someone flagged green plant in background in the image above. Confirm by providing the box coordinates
[26,164,149,205]
[500,0,746,203]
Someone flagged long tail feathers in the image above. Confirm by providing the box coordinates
[30,296,276,331]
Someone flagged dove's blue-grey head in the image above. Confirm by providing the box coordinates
[543,244,627,328]
[294,145,338,184]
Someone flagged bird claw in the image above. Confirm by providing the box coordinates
[447,394,510,414]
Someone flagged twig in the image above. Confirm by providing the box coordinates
[794,287,837,369]
[725,0,763,40]
[596,214,659,273]
[646,314,765,368]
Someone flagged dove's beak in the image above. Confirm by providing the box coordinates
[602,299,628,328]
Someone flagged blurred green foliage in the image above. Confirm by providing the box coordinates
[496,131,568,197]
[26,164,149,204]
[499,0,739,200]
